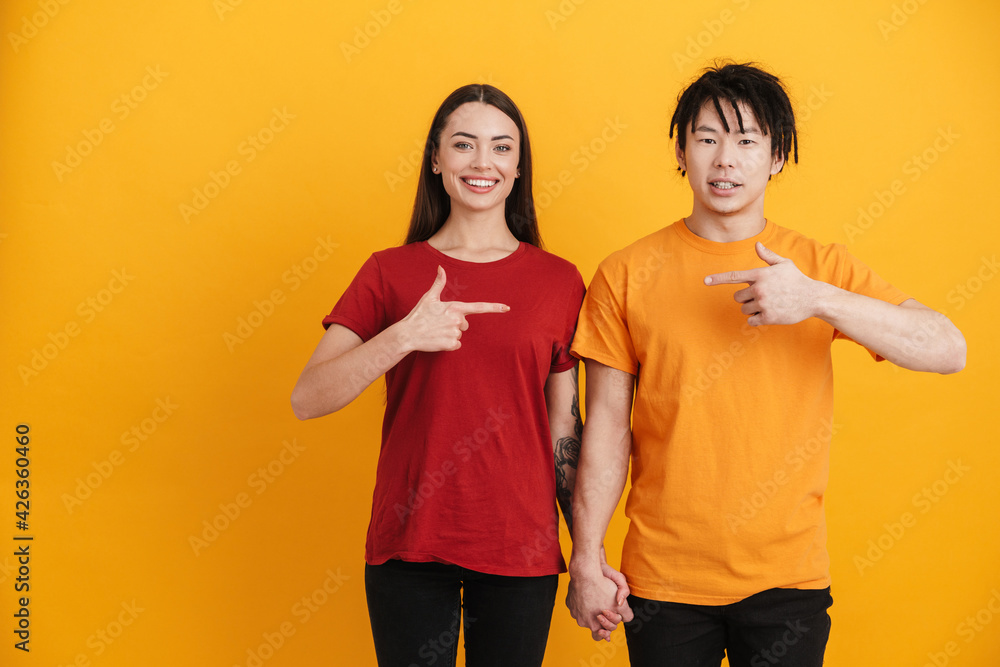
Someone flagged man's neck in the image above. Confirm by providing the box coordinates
[683,208,767,243]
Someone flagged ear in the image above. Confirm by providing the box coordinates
[770,150,785,176]
[431,147,439,171]
[674,140,686,172]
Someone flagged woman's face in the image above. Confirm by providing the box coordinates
[432,102,520,217]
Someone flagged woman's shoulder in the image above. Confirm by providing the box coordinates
[522,243,581,277]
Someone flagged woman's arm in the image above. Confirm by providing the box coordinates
[545,364,583,534]
[291,265,509,420]
[291,321,410,419]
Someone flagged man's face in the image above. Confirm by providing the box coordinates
[676,99,784,220]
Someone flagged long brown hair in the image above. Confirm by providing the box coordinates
[404,84,541,248]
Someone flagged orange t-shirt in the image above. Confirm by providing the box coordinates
[571,219,910,605]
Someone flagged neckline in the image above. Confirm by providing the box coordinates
[672,218,776,255]
[420,240,527,267]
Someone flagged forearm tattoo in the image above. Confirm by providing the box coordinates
[554,367,582,533]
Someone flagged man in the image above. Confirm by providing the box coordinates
[565,63,965,665]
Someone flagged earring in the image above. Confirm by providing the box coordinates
[432,166,438,173]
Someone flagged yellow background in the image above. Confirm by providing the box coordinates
[2,0,998,665]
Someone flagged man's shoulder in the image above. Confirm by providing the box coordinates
[767,222,849,265]
[597,221,680,269]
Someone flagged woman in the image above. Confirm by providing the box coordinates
[291,84,627,665]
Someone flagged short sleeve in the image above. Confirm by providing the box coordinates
[831,245,911,358]
[551,269,586,374]
[321,254,387,340]
[570,256,639,375]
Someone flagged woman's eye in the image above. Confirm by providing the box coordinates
[455,142,472,149]
[494,145,511,152]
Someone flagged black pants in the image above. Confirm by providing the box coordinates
[365,560,558,667]
[624,587,833,667]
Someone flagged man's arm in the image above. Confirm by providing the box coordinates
[546,365,631,640]
[705,242,966,373]
[565,359,635,640]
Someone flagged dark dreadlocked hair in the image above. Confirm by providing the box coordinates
[669,61,798,176]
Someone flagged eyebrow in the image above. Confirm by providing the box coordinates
[694,124,762,135]
[450,131,515,141]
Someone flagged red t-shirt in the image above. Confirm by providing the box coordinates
[323,241,585,576]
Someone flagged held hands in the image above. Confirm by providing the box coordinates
[567,551,634,641]
[704,242,824,326]
[399,266,509,352]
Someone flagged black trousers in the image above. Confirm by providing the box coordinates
[365,559,559,667]
[624,587,833,667]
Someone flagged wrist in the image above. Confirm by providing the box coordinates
[568,550,604,578]
[388,320,415,355]
[810,280,842,322]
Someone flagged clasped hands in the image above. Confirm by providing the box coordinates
[566,549,634,642]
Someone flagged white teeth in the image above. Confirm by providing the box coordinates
[465,178,497,187]
[712,182,738,189]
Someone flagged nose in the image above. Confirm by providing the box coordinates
[714,137,737,168]
[472,147,491,170]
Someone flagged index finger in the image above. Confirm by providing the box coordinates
[704,268,760,286]
[450,301,510,314]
